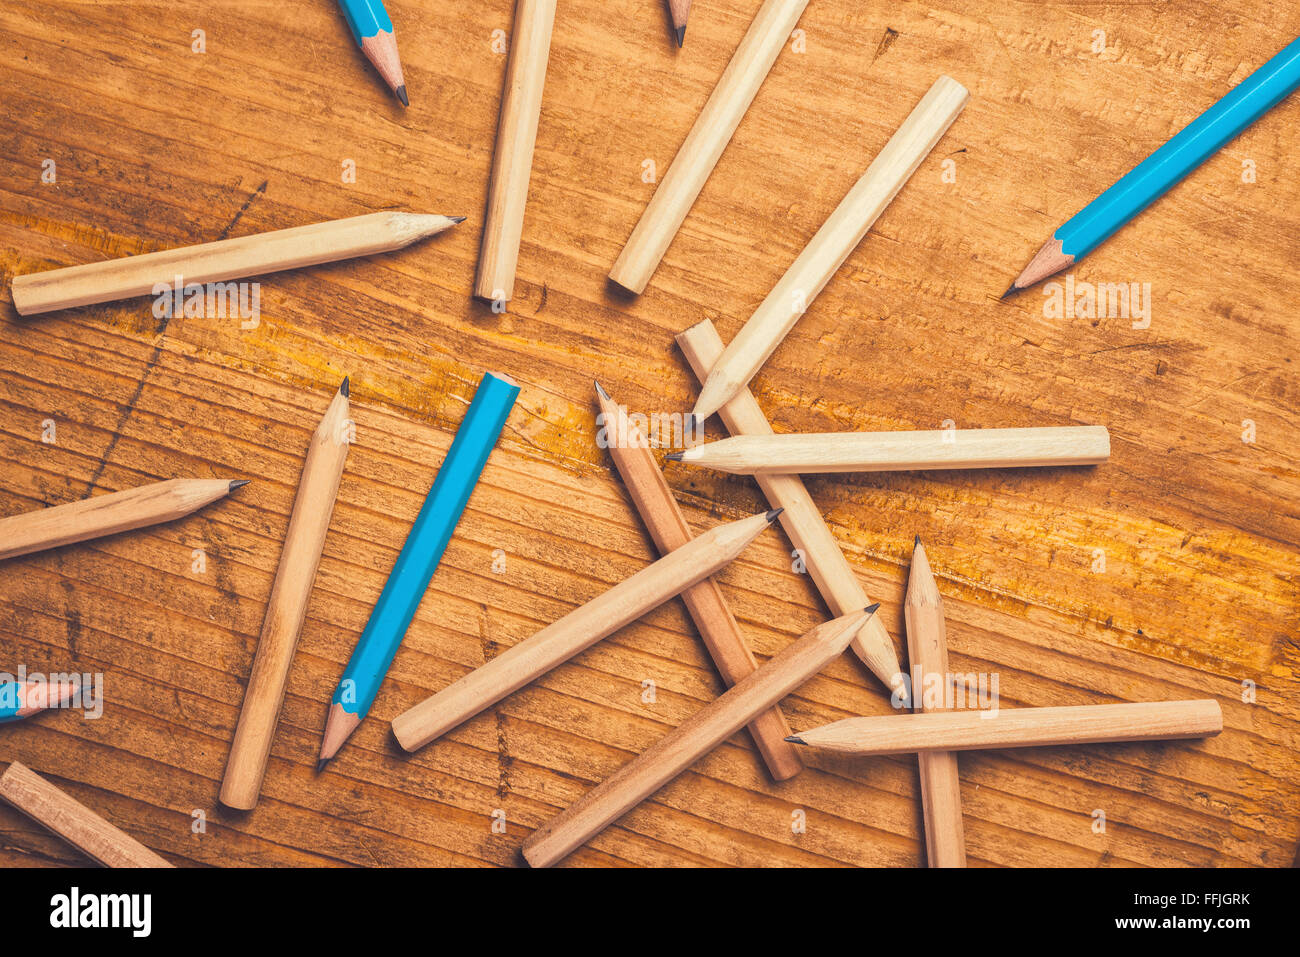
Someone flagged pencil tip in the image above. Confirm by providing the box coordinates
[914,533,921,547]
[339,376,349,398]
[229,479,250,491]
[316,758,330,774]
[864,602,881,615]
[676,25,686,47]
[450,216,467,224]
[395,85,409,107]
[1000,282,1019,300]
[593,380,609,401]
[765,507,784,524]
[784,736,805,745]
[665,451,684,462]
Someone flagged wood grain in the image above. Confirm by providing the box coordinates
[0,0,1296,868]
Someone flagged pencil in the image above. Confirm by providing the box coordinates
[522,606,877,867]
[320,372,519,769]
[0,477,249,562]
[1006,36,1300,294]
[221,379,352,810]
[692,76,969,421]
[391,509,782,752]
[666,426,1111,474]
[787,700,1224,754]
[0,678,81,723]
[0,762,173,867]
[676,319,903,693]
[905,537,965,868]
[337,0,408,105]
[594,381,803,781]
[10,211,464,316]
[474,0,558,305]
[666,0,692,47]
[608,0,811,294]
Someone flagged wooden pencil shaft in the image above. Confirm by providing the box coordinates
[391,510,776,751]
[522,608,869,867]
[906,542,965,867]
[474,0,557,303]
[0,478,238,561]
[597,388,803,781]
[693,76,969,418]
[675,320,902,690]
[677,427,1111,474]
[608,0,811,294]
[794,700,1224,755]
[0,762,172,867]
[220,388,351,810]
[11,211,459,316]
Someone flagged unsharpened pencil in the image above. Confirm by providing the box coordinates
[337,0,408,105]
[10,211,464,316]
[666,426,1111,474]
[906,537,965,868]
[1005,36,1300,294]
[522,606,877,867]
[594,381,803,781]
[609,0,811,294]
[391,509,782,752]
[221,379,352,810]
[0,477,249,562]
[667,0,692,47]
[0,762,173,867]
[692,76,969,421]
[676,319,903,693]
[787,699,1224,754]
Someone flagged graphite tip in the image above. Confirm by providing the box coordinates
[593,380,610,401]
[665,451,684,462]
[765,507,784,523]
[675,25,686,47]
[395,85,409,107]
[784,735,806,745]
[864,602,881,615]
[228,479,251,491]
[914,533,921,547]
[449,215,467,224]
[316,758,331,774]
[1000,282,1019,300]
[340,376,350,398]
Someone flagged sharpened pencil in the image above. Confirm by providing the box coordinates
[338,0,408,105]
[0,678,81,723]
[667,0,692,47]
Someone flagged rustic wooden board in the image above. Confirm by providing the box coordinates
[0,0,1296,867]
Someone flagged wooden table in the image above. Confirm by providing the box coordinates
[0,1,1295,867]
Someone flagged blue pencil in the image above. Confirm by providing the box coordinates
[337,0,408,106]
[1007,36,1300,293]
[318,372,520,768]
[0,678,79,723]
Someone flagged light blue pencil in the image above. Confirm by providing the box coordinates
[1007,35,1300,293]
[337,0,408,105]
[319,372,520,768]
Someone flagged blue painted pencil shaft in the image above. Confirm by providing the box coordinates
[332,373,520,718]
[338,0,394,44]
[1059,36,1300,257]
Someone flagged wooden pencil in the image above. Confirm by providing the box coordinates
[666,0,692,47]
[788,700,1224,754]
[667,426,1111,474]
[474,0,558,305]
[10,211,464,316]
[608,0,811,294]
[906,537,966,868]
[220,380,352,810]
[594,381,803,781]
[692,76,969,421]
[522,606,876,867]
[0,762,173,867]
[0,477,249,562]
[391,509,781,752]
[338,0,408,105]
[676,319,903,693]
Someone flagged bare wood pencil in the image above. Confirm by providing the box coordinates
[391,509,781,752]
[0,762,172,867]
[594,381,803,781]
[676,319,902,692]
[692,76,969,420]
[667,426,1111,474]
[0,477,249,562]
[906,537,965,868]
[788,700,1224,754]
[221,380,352,810]
[522,606,875,867]
[474,0,557,304]
[608,0,811,294]
[10,211,464,316]
[666,0,692,47]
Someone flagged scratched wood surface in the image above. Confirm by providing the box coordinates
[0,0,1296,868]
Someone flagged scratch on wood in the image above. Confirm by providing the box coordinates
[873,27,899,63]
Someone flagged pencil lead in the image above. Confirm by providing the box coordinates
[450,216,467,224]
[229,479,251,491]
[395,85,409,107]
[1000,282,1019,300]
[316,758,330,774]
[593,380,610,401]
[784,735,806,745]
[665,451,684,462]
[914,533,921,547]
[864,602,881,615]
[764,507,784,523]
[675,25,686,47]
[339,376,350,398]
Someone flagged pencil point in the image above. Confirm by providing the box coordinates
[1000,282,1019,300]
[864,602,881,615]
[765,507,784,523]
[450,216,467,224]
[316,758,330,774]
[784,735,806,745]
[395,85,409,107]
[665,451,684,462]
[675,25,686,47]
[593,380,609,401]
[914,533,921,547]
[339,376,350,398]
[228,479,250,491]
